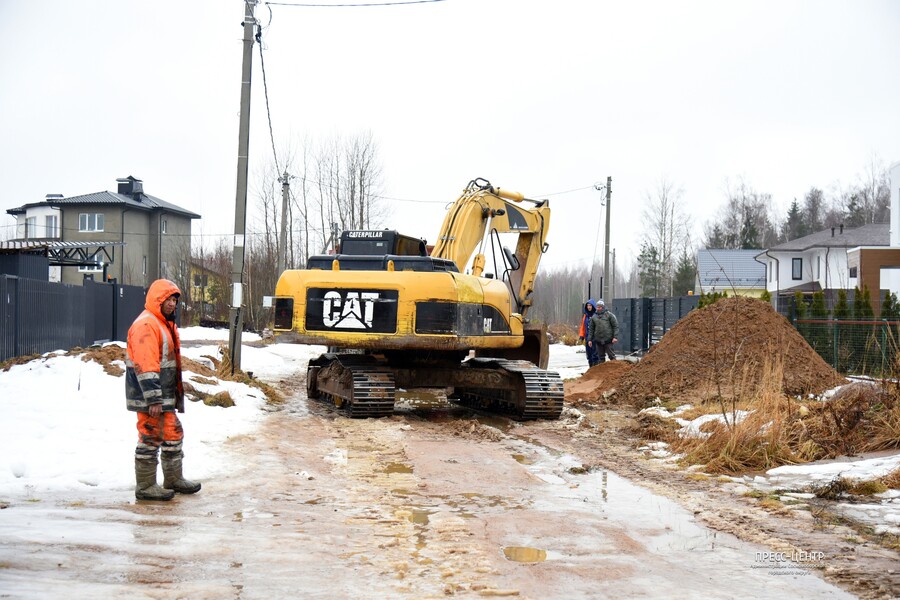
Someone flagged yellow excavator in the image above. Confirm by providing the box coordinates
[272,178,563,419]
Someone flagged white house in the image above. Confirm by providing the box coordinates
[756,223,889,298]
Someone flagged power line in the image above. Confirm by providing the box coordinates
[256,23,281,175]
[535,185,595,197]
[266,0,446,7]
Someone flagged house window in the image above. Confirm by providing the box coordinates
[79,213,105,232]
[161,219,168,234]
[194,274,208,287]
[78,263,102,273]
[142,256,147,276]
[849,266,858,278]
[45,215,58,238]
[25,217,36,238]
[792,258,802,280]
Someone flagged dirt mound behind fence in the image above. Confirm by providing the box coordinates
[564,296,845,406]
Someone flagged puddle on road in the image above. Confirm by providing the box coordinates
[384,462,414,474]
[405,508,433,526]
[502,546,547,562]
[511,453,533,465]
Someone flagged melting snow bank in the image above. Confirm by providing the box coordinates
[0,336,323,497]
[757,452,900,536]
[635,399,900,536]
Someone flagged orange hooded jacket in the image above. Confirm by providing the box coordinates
[125,279,185,413]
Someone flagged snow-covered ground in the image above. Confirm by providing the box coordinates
[0,329,323,496]
[638,403,900,535]
[1,332,897,534]
[547,342,591,380]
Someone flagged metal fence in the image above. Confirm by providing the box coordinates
[794,319,900,377]
[612,295,700,356]
[0,275,147,362]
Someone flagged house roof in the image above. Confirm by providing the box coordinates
[760,223,889,254]
[7,191,200,219]
[697,248,766,289]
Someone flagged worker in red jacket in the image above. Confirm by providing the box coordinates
[126,279,201,501]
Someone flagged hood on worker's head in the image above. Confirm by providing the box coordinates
[583,299,597,314]
[145,279,182,317]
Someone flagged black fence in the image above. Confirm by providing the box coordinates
[0,276,147,362]
[612,295,700,356]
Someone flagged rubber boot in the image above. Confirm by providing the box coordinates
[161,453,201,495]
[135,457,175,501]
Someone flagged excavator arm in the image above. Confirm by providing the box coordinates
[431,178,550,319]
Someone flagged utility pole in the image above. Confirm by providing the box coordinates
[227,0,257,375]
[277,170,290,276]
[603,176,612,303]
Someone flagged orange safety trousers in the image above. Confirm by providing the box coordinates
[136,412,184,446]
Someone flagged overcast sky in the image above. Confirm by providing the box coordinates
[1,0,898,275]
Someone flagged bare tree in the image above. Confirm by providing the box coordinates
[702,178,778,250]
[640,178,692,296]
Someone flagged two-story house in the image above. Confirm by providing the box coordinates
[755,223,890,303]
[6,176,200,288]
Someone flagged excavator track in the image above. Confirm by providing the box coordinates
[452,358,564,420]
[307,355,563,420]
[307,355,396,418]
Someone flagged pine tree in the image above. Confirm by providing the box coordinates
[638,242,663,298]
[781,199,806,242]
[810,290,829,319]
[794,291,807,319]
[672,250,696,296]
[881,292,900,320]
[834,289,850,319]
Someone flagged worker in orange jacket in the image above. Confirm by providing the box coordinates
[578,299,600,367]
[126,279,201,501]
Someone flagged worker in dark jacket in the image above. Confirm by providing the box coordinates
[126,279,201,501]
[588,299,619,363]
[577,299,600,367]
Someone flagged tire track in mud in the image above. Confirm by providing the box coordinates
[310,415,518,598]
[515,407,900,600]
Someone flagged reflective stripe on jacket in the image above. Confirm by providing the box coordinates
[125,279,184,413]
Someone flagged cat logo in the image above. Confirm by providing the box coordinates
[322,290,380,329]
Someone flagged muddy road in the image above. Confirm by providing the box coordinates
[4,372,894,599]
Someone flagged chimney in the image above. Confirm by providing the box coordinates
[840,223,844,234]
[116,176,144,201]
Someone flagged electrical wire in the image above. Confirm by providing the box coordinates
[588,191,605,295]
[534,184,595,197]
[256,24,281,176]
[266,0,447,7]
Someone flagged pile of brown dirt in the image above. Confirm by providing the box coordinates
[617,296,845,404]
[564,361,633,405]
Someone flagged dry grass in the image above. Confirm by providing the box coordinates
[644,352,900,475]
[882,468,900,490]
[672,358,805,473]
[547,323,579,346]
